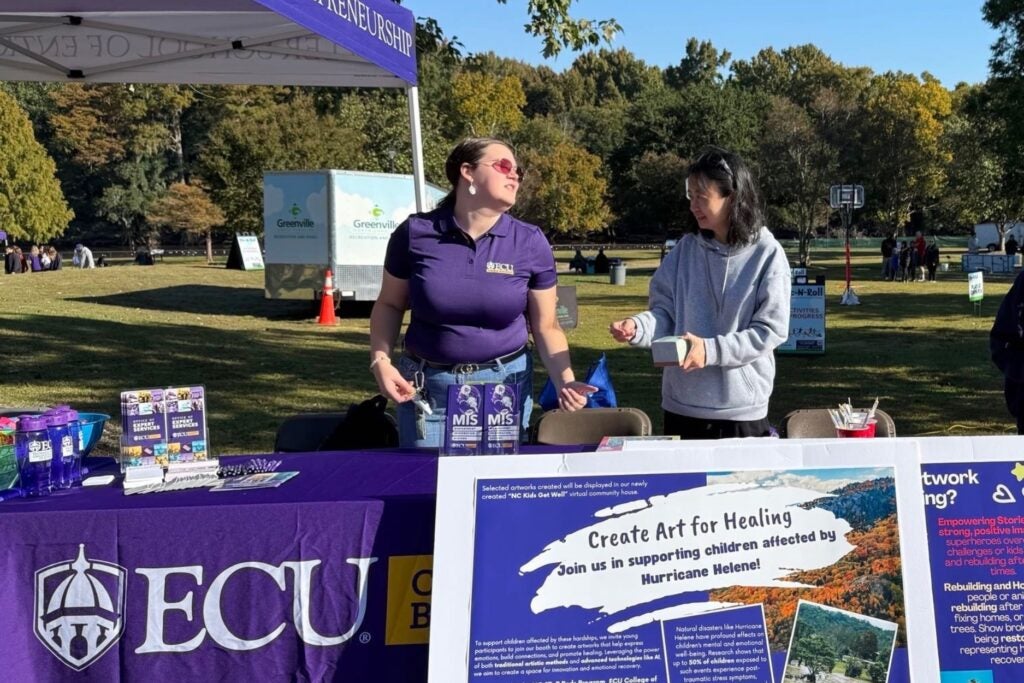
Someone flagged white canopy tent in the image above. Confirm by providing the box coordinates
[0,0,427,208]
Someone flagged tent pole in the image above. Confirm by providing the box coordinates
[407,85,427,212]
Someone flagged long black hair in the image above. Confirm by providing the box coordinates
[688,146,764,246]
[437,137,512,211]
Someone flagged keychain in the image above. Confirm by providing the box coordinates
[411,370,432,415]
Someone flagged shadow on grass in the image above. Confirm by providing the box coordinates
[72,284,379,320]
[72,285,306,318]
[6,314,380,453]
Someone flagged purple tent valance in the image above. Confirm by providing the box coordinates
[254,0,416,85]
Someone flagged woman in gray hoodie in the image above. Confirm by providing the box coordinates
[609,147,791,439]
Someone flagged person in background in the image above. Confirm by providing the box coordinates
[369,137,595,447]
[73,243,95,269]
[568,248,586,274]
[925,239,940,282]
[608,146,791,439]
[28,245,42,272]
[913,231,929,282]
[1006,234,1019,258]
[47,246,62,271]
[594,247,610,274]
[968,234,980,254]
[888,242,900,282]
[898,241,911,282]
[881,233,896,280]
[39,246,51,270]
[4,246,18,275]
[991,269,1024,434]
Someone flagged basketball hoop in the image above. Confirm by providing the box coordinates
[830,184,866,305]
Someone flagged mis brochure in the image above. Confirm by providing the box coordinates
[211,471,298,491]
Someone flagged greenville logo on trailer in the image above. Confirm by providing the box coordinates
[35,545,126,671]
[277,202,315,228]
[353,205,397,229]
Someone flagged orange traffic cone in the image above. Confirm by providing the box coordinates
[318,269,337,325]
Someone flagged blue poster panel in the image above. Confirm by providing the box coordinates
[922,460,1024,682]
[470,467,909,683]
[778,283,825,354]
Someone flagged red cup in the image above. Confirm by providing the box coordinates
[836,421,877,438]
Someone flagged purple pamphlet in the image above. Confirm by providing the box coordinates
[165,386,208,462]
[444,384,483,456]
[120,389,166,467]
[483,383,519,455]
[120,386,209,467]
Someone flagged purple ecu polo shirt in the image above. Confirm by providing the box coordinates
[384,207,557,363]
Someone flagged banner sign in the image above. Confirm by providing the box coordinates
[254,0,417,84]
[969,271,985,302]
[778,282,826,354]
[236,235,265,271]
[920,435,1024,682]
[431,443,938,682]
[0,450,436,681]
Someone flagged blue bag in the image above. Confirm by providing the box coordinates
[538,353,618,411]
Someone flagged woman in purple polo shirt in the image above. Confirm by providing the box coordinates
[369,137,595,447]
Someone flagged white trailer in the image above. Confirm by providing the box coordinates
[263,170,445,301]
[974,222,1024,252]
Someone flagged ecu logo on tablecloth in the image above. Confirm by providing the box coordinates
[35,544,126,670]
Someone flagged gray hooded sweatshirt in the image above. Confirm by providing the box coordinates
[630,228,791,421]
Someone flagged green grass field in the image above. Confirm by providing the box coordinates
[0,245,1014,455]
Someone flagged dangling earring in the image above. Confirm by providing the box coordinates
[468,184,477,196]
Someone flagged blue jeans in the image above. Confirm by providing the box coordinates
[395,351,534,449]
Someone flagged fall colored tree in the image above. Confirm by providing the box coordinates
[0,90,73,242]
[451,71,526,137]
[146,183,225,263]
[515,140,610,237]
[857,72,952,232]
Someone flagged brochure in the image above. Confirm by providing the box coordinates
[211,471,298,491]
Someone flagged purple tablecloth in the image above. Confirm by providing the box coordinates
[0,450,439,681]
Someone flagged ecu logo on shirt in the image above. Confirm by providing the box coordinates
[486,261,515,275]
[385,554,432,645]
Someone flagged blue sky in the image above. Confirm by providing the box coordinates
[403,1,999,87]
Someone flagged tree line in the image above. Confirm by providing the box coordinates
[3,2,1024,265]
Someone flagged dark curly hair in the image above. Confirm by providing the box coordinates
[688,146,764,246]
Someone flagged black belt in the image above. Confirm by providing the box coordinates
[404,346,527,372]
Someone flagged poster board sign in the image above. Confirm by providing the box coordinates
[226,234,265,271]
[969,271,985,302]
[778,282,826,354]
[430,441,937,682]
[919,436,1024,682]
[237,234,265,270]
